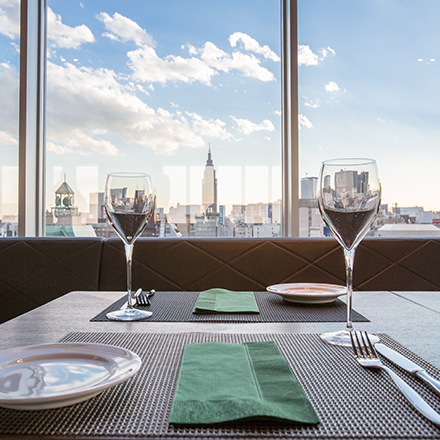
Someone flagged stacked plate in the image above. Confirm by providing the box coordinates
[0,343,141,410]
[267,283,346,305]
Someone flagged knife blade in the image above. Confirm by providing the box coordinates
[376,343,440,394]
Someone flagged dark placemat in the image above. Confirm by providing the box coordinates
[1,332,440,439]
[91,291,369,323]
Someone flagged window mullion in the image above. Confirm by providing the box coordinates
[281,0,299,237]
[18,0,46,237]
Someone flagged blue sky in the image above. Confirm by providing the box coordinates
[298,0,440,211]
[45,0,283,214]
[0,0,439,217]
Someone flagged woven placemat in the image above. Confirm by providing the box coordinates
[0,332,439,439]
[91,291,369,323]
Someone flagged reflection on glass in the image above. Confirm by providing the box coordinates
[105,172,155,321]
[318,158,381,346]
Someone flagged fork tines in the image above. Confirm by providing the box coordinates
[350,331,377,359]
[136,291,151,306]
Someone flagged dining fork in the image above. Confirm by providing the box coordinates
[120,288,143,309]
[137,289,155,306]
[351,331,440,426]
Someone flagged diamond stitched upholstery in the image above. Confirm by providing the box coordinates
[1,236,439,324]
[100,237,440,293]
[0,237,103,324]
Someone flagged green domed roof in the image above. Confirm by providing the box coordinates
[55,181,75,195]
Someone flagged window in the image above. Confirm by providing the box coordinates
[44,0,282,238]
[298,0,440,237]
[5,1,440,238]
[0,0,20,237]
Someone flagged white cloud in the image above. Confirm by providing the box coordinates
[299,114,313,129]
[378,118,394,125]
[0,0,19,40]
[186,112,233,140]
[229,32,280,62]
[298,45,319,66]
[231,117,275,134]
[47,141,89,156]
[47,141,73,155]
[274,110,282,116]
[182,43,198,56]
[46,61,206,155]
[298,45,335,66]
[128,45,216,85]
[304,100,320,108]
[106,13,278,85]
[92,128,108,135]
[319,46,335,60]
[0,63,18,142]
[97,12,154,47]
[200,42,275,82]
[325,81,340,92]
[128,39,276,86]
[135,83,150,96]
[47,7,95,49]
[0,130,17,146]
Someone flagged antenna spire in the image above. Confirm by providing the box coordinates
[206,144,213,166]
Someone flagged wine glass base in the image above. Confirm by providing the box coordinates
[320,330,380,347]
[106,308,152,321]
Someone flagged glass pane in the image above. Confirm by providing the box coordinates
[46,0,281,237]
[299,0,440,237]
[0,0,20,237]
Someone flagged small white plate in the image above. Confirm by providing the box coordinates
[267,283,346,305]
[0,342,141,410]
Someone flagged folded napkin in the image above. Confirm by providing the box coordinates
[169,341,320,426]
[192,288,259,314]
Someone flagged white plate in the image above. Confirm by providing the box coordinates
[267,283,346,305]
[0,343,141,410]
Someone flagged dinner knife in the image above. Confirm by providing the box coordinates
[376,343,440,394]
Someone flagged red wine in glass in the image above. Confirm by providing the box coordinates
[318,159,381,346]
[105,172,155,321]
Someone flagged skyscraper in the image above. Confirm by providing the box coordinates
[301,177,318,199]
[202,146,217,214]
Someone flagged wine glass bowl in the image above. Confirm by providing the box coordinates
[318,158,381,346]
[105,172,155,321]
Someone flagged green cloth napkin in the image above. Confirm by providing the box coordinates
[169,341,320,426]
[192,288,259,314]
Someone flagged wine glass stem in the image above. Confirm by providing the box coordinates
[125,242,135,309]
[343,247,355,332]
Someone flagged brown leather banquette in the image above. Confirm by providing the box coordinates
[1,236,439,323]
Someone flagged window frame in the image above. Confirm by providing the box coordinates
[17,0,299,237]
[18,0,46,237]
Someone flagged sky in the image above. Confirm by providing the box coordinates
[298,0,440,212]
[0,0,439,217]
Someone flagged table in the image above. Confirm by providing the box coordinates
[1,290,439,366]
[0,290,440,440]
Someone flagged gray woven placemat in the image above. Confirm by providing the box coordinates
[91,291,369,323]
[0,332,439,439]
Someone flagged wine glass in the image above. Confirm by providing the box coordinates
[318,158,381,346]
[105,172,155,321]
